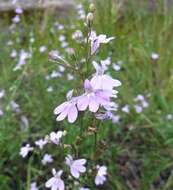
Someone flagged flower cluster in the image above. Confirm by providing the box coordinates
[54,62,121,123]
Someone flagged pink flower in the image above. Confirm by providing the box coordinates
[54,90,78,123]
[77,79,113,113]
[45,169,64,190]
[65,155,86,179]
[89,31,115,55]
[95,165,107,186]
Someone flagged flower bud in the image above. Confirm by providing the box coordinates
[86,12,94,24]
[63,130,67,136]
[89,3,96,12]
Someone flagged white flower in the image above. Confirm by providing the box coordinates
[30,182,38,190]
[166,114,173,120]
[10,49,17,58]
[65,155,86,179]
[59,65,65,72]
[35,139,47,149]
[13,50,31,71]
[47,86,53,92]
[0,109,4,117]
[151,52,159,60]
[39,46,47,53]
[141,100,149,108]
[0,89,5,99]
[89,31,115,55]
[95,165,107,186]
[79,187,90,190]
[112,63,121,71]
[122,105,130,113]
[67,73,74,81]
[19,144,33,158]
[10,100,20,113]
[50,71,62,78]
[49,131,63,145]
[45,169,65,190]
[41,154,53,165]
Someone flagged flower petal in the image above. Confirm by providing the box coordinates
[57,179,65,190]
[71,168,80,178]
[77,95,89,111]
[67,104,78,123]
[45,177,56,188]
[56,107,68,121]
[89,96,99,112]
[54,102,68,115]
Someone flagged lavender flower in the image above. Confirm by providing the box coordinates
[89,31,115,55]
[15,7,23,14]
[19,144,33,158]
[12,15,20,23]
[13,50,31,71]
[45,169,64,190]
[41,154,53,165]
[77,79,113,113]
[65,155,86,179]
[49,131,63,145]
[80,188,90,190]
[35,138,48,149]
[91,61,121,91]
[95,165,107,186]
[30,182,38,190]
[54,90,78,123]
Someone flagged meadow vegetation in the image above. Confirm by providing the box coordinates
[0,0,173,189]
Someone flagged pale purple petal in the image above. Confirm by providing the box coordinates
[71,168,80,178]
[52,182,58,190]
[45,177,56,188]
[97,35,107,43]
[74,159,86,165]
[56,107,69,121]
[89,96,99,112]
[84,79,92,91]
[77,95,89,111]
[57,179,65,190]
[54,102,68,115]
[67,104,78,123]
[91,39,99,55]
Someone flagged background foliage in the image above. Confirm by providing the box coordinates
[0,0,173,189]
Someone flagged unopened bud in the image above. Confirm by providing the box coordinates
[48,50,60,61]
[86,12,94,24]
[63,130,67,136]
[89,3,96,12]
[49,50,67,63]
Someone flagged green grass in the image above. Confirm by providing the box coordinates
[0,0,173,189]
